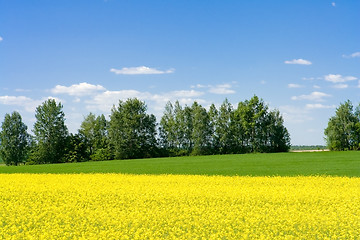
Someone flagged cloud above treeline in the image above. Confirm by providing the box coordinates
[51,82,106,96]
[291,91,331,102]
[110,66,175,75]
[284,59,312,65]
[324,74,357,83]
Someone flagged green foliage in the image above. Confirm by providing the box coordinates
[0,112,31,165]
[109,98,158,159]
[324,100,360,151]
[32,99,69,164]
[160,95,290,157]
[90,148,113,161]
[79,113,111,160]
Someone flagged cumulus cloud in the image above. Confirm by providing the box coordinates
[331,2,336,7]
[306,103,336,109]
[343,52,360,58]
[170,90,204,98]
[332,84,348,89]
[288,83,303,88]
[291,91,331,102]
[0,96,62,112]
[191,83,236,94]
[284,59,312,65]
[0,36,3,42]
[279,105,313,123]
[110,66,175,75]
[51,82,106,96]
[85,89,207,115]
[208,84,235,94]
[324,74,357,83]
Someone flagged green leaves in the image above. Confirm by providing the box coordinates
[0,112,31,165]
[109,98,157,159]
[324,100,360,151]
[32,99,69,163]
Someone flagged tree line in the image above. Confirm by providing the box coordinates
[324,100,360,151]
[0,95,291,166]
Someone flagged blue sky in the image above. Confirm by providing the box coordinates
[1,0,359,145]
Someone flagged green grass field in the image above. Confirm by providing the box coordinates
[0,151,359,176]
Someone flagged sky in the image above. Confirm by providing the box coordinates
[1,0,359,145]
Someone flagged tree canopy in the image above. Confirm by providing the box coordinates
[0,111,31,165]
[324,100,360,151]
[1,95,291,165]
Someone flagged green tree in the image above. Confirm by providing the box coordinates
[216,99,234,154]
[159,102,177,154]
[0,111,31,165]
[79,113,111,160]
[324,100,359,150]
[208,103,219,154]
[32,99,69,164]
[191,102,211,155]
[109,98,157,159]
[63,133,88,163]
[267,110,291,152]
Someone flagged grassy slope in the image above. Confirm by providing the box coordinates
[0,151,359,176]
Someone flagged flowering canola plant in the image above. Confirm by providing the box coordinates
[0,174,359,239]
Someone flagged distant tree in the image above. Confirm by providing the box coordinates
[79,113,111,160]
[208,104,219,154]
[267,110,291,152]
[216,99,234,154]
[191,102,211,155]
[109,98,157,159]
[159,102,177,154]
[63,133,88,163]
[0,111,31,165]
[32,99,69,164]
[324,100,360,150]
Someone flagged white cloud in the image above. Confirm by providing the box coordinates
[313,85,321,89]
[332,83,348,89]
[288,83,303,88]
[51,82,106,96]
[331,2,336,7]
[191,84,207,89]
[110,66,174,75]
[284,59,312,65]
[324,74,357,83]
[191,83,236,94]
[306,103,336,109]
[209,84,235,94]
[279,105,313,123]
[0,96,63,112]
[170,90,204,98]
[260,80,266,85]
[343,52,360,58]
[291,91,331,102]
[0,36,3,42]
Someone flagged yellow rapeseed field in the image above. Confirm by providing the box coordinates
[0,174,359,239]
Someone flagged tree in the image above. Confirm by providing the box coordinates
[216,99,234,154]
[109,98,157,159]
[32,99,69,163]
[191,101,211,155]
[267,110,291,152]
[324,100,360,150]
[0,112,31,165]
[79,113,111,160]
[159,102,177,154]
